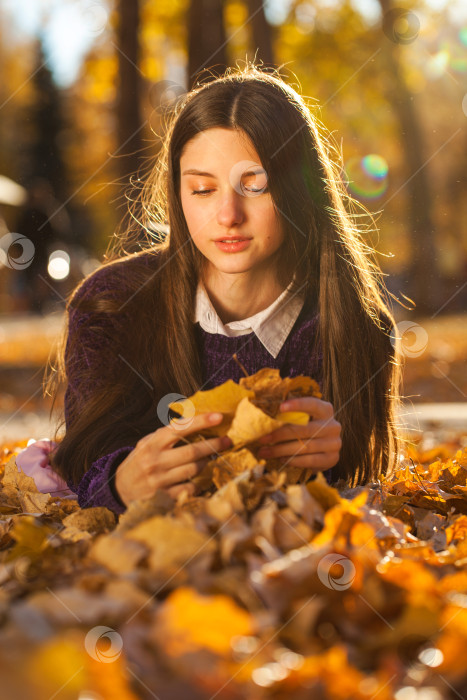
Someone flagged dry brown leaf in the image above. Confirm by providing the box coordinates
[126,514,216,574]
[89,533,148,574]
[3,455,41,496]
[62,506,116,533]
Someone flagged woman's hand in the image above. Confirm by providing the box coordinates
[256,398,342,473]
[114,412,232,507]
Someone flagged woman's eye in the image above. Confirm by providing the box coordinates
[244,186,269,193]
[190,186,269,196]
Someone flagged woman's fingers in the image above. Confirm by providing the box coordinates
[144,413,229,456]
[161,412,225,448]
[157,434,230,470]
[281,397,335,420]
[167,482,196,499]
[258,436,342,459]
[153,459,208,489]
[259,419,341,445]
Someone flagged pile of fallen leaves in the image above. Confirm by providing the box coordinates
[0,369,466,700]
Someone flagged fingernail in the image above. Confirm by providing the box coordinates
[280,402,291,411]
[209,412,223,422]
[221,436,232,448]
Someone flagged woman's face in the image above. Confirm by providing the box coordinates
[179,127,285,279]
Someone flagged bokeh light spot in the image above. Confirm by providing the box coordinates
[48,250,70,280]
[344,154,389,200]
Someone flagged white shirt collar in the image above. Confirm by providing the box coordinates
[194,275,305,358]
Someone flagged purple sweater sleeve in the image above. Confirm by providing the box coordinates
[67,445,134,515]
[62,263,140,515]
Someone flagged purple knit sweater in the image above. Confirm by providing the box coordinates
[64,252,332,515]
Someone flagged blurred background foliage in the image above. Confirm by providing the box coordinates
[0,0,466,317]
[0,0,466,440]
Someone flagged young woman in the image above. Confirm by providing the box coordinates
[37,65,402,514]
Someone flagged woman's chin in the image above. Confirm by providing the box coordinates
[205,253,256,273]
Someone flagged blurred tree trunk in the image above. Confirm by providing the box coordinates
[116,0,144,192]
[377,0,441,315]
[25,41,68,203]
[246,0,274,66]
[187,0,228,89]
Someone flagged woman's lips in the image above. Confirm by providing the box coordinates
[214,239,251,252]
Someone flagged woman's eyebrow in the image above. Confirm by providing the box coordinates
[181,168,265,177]
[182,169,215,177]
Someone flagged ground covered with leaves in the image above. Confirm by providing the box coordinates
[0,369,466,699]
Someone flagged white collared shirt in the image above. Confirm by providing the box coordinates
[194,276,305,358]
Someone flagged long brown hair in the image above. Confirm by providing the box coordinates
[46,63,405,488]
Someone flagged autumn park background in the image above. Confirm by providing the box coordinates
[0,1,467,699]
[0,0,466,442]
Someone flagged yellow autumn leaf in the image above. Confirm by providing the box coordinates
[86,654,141,699]
[276,411,310,425]
[155,586,254,656]
[5,515,55,562]
[445,515,467,544]
[306,471,343,511]
[227,397,284,447]
[169,379,254,417]
[311,497,365,547]
[27,634,87,696]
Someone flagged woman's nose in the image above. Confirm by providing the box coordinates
[216,189,244,228]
